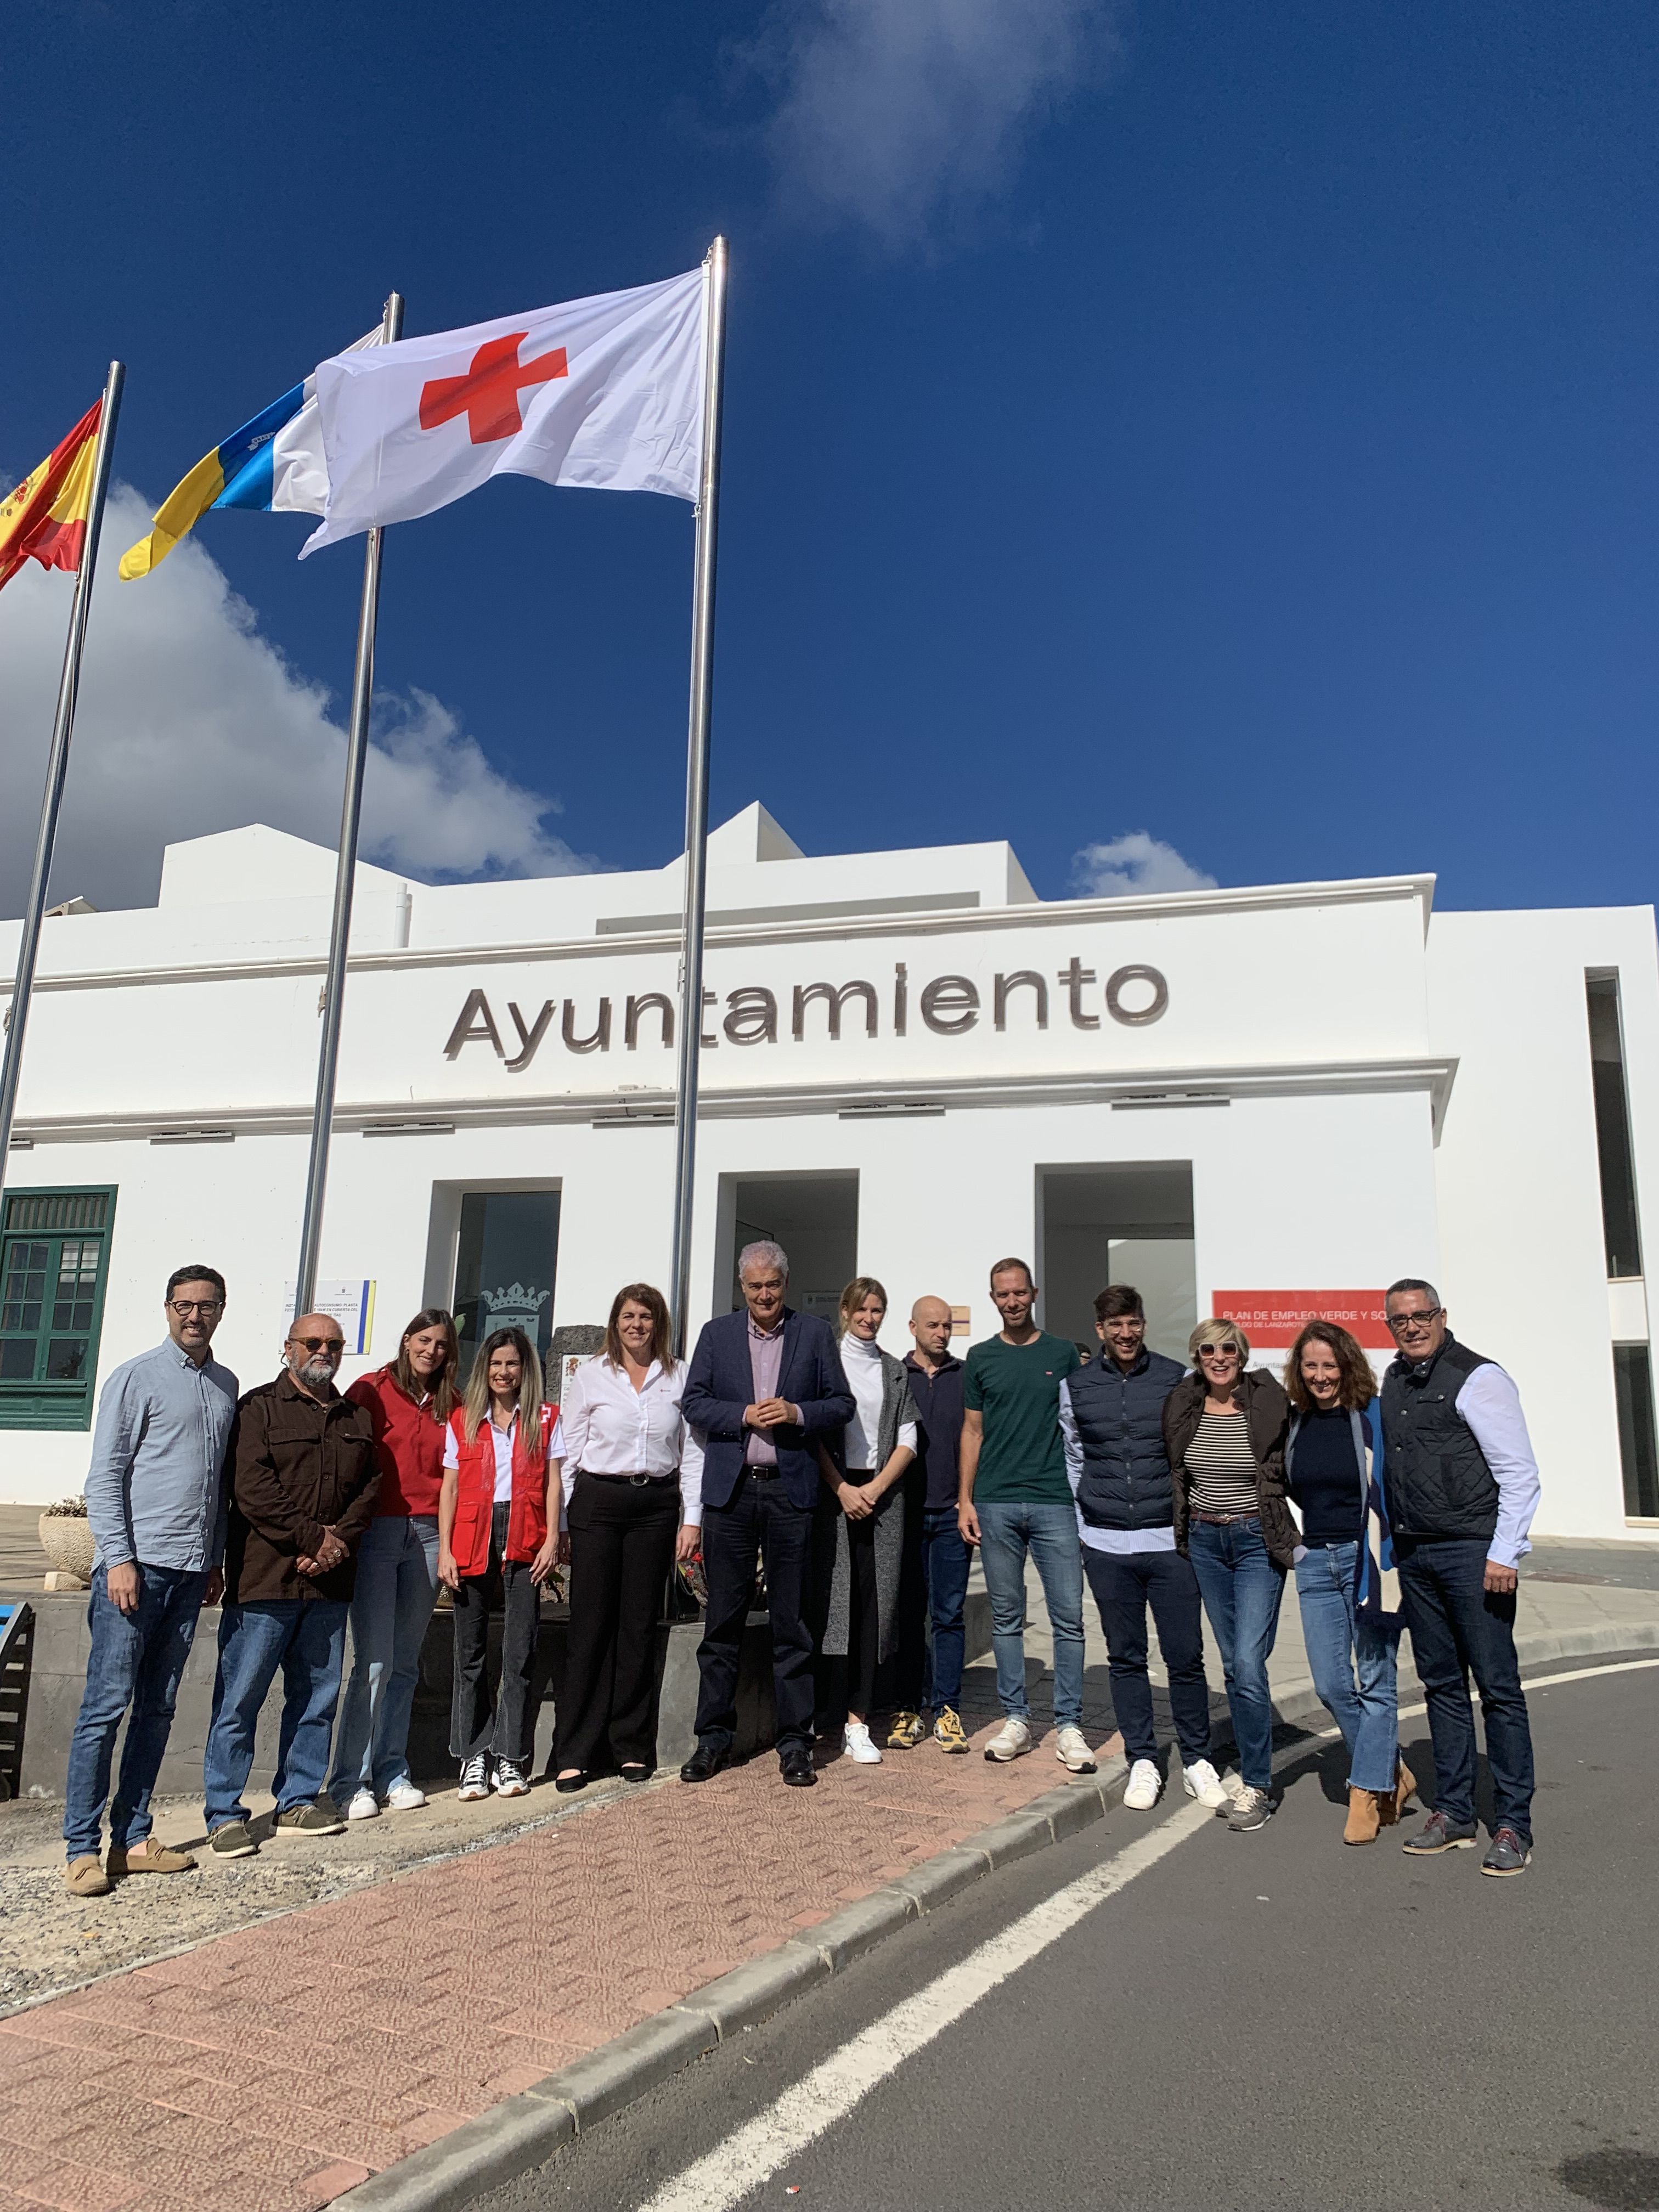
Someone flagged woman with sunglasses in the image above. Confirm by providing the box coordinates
[329,1308,460,1820]
[553,1283,703,1793]
[1281,1319,1415,1846]
[438,1328,564,1800]
[1164,1318,1293,1832]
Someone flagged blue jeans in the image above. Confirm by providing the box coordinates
[1397,1537,1535,1842]
[922,1506,973,1712]
[63,1564,209,1861]
[203,1599,349,1828]
[1187,1517,1285,1790]
[1294,1542,1400,1792]
[328,1515,439,1799]
[974,1500,1086,1730]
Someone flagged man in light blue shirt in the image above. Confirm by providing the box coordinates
[63,1265,237,1897]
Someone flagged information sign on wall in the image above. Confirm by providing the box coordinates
[1209,1289,1392,1350]
[283,1279,377,1356]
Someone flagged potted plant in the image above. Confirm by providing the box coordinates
[38,1495,96,1587]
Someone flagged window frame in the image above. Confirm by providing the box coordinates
[0,1184,119,1431]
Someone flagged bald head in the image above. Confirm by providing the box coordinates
[909,1296,954,1368]
[285,1312,345,1397]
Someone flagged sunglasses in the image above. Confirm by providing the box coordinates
[290,1335,344,1355]
[1200,1342,1240,1359]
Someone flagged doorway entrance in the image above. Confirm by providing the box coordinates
[1038,1163,1196,1363]
[718,1173,859,1323]
[452,1188,561,1379]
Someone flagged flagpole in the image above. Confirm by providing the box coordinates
[292,291,404,1318]
[0,361,125,1195]
[669,236,729,1358]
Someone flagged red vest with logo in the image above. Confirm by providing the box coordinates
[447,1404,557,1576]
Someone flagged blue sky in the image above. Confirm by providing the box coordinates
[2,0,1656,915]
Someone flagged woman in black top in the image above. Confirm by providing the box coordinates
[1281,1321,1414,1846]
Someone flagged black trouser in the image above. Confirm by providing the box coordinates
[695,1474,815,1758]
[557,1474,679,1772]
[837,1474,882,1720]
[1082,1545,1212,1766]
[449,1503,540,1765]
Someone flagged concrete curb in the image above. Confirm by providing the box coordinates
[341,1623,1659,2212]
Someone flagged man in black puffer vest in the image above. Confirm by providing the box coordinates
[1059,1285,1228,1814]
[1381,1278,1541,1877]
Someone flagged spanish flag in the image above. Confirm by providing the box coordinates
[0,401,103,594]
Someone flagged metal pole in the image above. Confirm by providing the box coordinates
[668,238,729,1357]
[0,362,125,1195]
[292,292,404,1317]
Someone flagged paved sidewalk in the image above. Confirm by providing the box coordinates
[1,1541,1654,2212]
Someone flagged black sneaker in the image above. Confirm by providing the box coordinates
[1480,1825,1532,1877]
[272,1802,346,1837]
[208,1820,258,1858]
[1401,1809,1479,1855]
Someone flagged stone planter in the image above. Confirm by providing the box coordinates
[38,1513,95,1588]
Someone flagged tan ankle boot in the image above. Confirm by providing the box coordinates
[1344,1786,1382,1845]
[1378,1759,1417,1827]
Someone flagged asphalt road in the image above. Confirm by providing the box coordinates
[484,1655,1659,2212]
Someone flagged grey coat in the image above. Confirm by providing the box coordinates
[817,1346,919,1664]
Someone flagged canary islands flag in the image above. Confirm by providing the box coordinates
[119,323,384,579]
[0,400,103,592]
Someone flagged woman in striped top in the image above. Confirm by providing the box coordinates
[1163,1318,1293,1832]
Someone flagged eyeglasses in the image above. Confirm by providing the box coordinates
[169,1299,223,1317]
[290,1335,344,1355]
[1386,1307,1443,1333]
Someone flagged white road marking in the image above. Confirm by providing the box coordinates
[639,1652,1656,2212]
[638,1803,1213,2212]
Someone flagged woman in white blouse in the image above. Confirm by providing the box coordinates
[814,1277,918,1767]
[553,1283,703,1792]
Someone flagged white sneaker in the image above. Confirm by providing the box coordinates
[843,1722,883,1765]
[1182,1759,1230,1810]
[383,1780,428,1812]
[456,1755,491,1802]
[492,1758,529,1797]
[1054,1726,1098,1774]
[1124,1758,1163,1810]
[983,1717,1031,1763]
[343,1787,380,1822]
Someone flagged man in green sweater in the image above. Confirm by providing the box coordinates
[958,1258,1096,1773]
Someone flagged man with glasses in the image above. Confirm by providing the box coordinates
[1380,1279,1541,1876]
[63,1267,238,1895]
[202,1312,379,1855]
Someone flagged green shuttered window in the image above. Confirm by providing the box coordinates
[0,1187,117,1430]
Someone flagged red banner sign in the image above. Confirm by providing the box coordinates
[1210,1290,1393,1350]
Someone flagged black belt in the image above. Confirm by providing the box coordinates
[1194,1509,1259,1525]
[742,1463,780,1479]
[581,1470,678,1488]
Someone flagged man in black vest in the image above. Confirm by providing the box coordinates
[1381,1278,1541,1876]
[1060,1285,1228,1813]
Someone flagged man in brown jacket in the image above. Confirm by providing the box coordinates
[202,1314,379,1857]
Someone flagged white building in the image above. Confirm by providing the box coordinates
[2,801,1655,1541]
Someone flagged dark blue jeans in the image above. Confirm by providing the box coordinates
[1082,1546,1211,1766]
[1397,1537,1535,1842]
[1187,1517,1285,1791]
[922,1506,972,1712]
[63,1564,209,1861]
[203,1599,349,1828]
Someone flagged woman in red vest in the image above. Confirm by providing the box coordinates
[438,1327,565,1799]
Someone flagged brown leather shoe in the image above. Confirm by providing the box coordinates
[1378,1758,1418,1827]
[108,1839,198,1875]
[64,1854,112,1897]
[1344,1786,1383,1845]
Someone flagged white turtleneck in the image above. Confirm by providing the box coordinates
[840,1330,918,1473]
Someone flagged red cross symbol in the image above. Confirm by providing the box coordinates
[419,333,569,445]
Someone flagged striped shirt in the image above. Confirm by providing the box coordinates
[1184,1409,1260,1517]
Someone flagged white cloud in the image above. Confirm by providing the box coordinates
[0,486,595,912]
[744,0,1122,250]
[1071,832,1218,898]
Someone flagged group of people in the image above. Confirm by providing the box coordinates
[58,1240,1543,1895]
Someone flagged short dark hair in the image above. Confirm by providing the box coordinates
[989,1256,1034,1290]
[1093,1284,1144,1323]
[166,1264,225,1303]
[1385,1277,1440,1306]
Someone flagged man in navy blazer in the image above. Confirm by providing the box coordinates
[680,1239,854,1786]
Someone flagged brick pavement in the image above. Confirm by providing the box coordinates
[0,1709,1120,2212]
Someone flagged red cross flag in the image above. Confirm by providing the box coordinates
[301,267,705,557]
